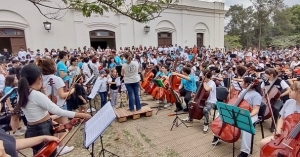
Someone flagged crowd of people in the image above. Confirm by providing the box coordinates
[0,44,299,157]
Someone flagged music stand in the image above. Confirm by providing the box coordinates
[151,79,166,115]
[170,89,189,131]
[215,102,256,157]
[84,101,119,157]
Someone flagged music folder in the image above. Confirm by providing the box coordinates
[0,87,17,103]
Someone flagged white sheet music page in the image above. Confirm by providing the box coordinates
[84,101,116,148]
[87,77,101,99]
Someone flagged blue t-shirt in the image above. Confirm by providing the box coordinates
[114,56,122,66]
[109,62,117,69]
[181,75,196,92]
[78,62,83,69]
[155,71,162,78]
[188,54,193,61]
[57,61,70,82]
[4,86,17,99]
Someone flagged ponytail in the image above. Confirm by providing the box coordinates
[127,56,132,64]
[244,77,263,96]
[16,77,30,111]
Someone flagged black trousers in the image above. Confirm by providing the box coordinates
[116,65,123,80]
[25,119,56,157]
[175,88,192,109]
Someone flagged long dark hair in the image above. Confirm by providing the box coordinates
[16,64,41,109]
[243,77,262,96]
[5,75,16,87]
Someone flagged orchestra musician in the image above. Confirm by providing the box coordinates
[171,67,196,112]
[261,68,290,132]
[15,64,91,157]
[260,81,300,149]
[212,77,262,157]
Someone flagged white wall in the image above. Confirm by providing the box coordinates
[0,0,226,51]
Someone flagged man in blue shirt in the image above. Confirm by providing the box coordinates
[111,51,122,77]
[171,67,196,112]
[57,51,70,88]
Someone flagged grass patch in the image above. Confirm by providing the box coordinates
[136,129,155,147]
[165,148,180,157]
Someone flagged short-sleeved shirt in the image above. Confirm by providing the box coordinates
[0,129,18,157]
[114,56,122,66]
[42,75,66,107]
[75,84,87,105]
[279,99,300,119]
[56,61,70,82]
[181,75,196,92]
[4,86,17,99]
[239,89,262,107]
[122,61,140,84]
[206,80,217,104]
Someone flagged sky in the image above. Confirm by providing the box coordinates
[204,0,299,10]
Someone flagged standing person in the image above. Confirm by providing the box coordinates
[15,64,91,157]
[56,51,70,88]
[111,51,122,77]
[74,74,88,113]
[108,69,118,108]
[121,52,141,111]
[98,70,108,108]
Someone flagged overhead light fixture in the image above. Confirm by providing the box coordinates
[43,21,51,32]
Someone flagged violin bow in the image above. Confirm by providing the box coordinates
[61,75,82,105]
[54,119,85,157]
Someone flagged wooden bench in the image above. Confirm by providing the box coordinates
[114,106,153,123]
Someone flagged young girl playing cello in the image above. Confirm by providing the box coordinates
[260,81,300,153]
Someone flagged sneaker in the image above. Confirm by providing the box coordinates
[87,108,96,113]
[12,130,25,136]
[237,151,248,157]
[203,125,209,133]
[211,136,220,145]
[57,146,74,155]
[182,117,190,121]
[164,103,171,108]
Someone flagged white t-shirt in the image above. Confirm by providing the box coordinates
[98,77,108,92]
[0,74,5,92]
[122,61,141,84]
[206,80,217,104]
[21,90,75,122]
[42,75,66,107]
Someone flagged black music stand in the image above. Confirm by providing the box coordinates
[215,102,256,157]
[84,101,119,157]
[170,89,189,131]
[151,79,166,115]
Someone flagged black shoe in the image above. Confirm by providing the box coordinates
[270,127,275,133]
[183,108,189,112]
[237,152,248,157]
[174,108,183,112]
[211,136,220,145]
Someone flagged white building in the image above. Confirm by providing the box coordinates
[0,0,226,54]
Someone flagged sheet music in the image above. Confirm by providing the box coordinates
[116,77,121,86]
[87,77,101,99]
[84,101,116,148]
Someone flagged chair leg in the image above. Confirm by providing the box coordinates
[250,134,254,154]
[260,122,265,138]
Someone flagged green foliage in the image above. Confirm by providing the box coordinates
[290,4,300,33]
[224,35,242,50]
[271,34,300,47]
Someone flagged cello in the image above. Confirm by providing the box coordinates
[188,69,211,120]
[166,59,181,104]
[210,80,257,143]
[260,113,300,157]
[48,78,58,104]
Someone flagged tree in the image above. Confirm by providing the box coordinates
[271,8,295,36]
[27,0,176,23]
[224,35,242,50]
[290,4,300,34]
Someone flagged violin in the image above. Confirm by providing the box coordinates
[260,113,300,157]
[53,118,80,133]
[35,119,84,157]
[211,80,258,143]
[166,58,181,104]
[48,78,58,104]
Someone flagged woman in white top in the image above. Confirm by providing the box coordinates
[68,57,81,86]
[121,52,141,111]
[17,63,91,157]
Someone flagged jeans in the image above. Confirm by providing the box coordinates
[25,119,55,157]
[110,89,118,107]
[125,82,141,111]
[99,91,108,108]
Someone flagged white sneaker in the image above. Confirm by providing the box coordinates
[12,130,25,136]
[87,108,96,113]
[57,146,74,155]
[182,117,190,121]
[164,103,171,108]
[203,125,209,132]
[19,126,27,132]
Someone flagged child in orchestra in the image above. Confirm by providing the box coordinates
[108,69,119,108]
[36,58,79,155]
[212,77,262,157]
[260,81,300,150]
[171,67,196,112]
[262,68,290,132]
[98,70,108,108]
[16,64,91,157]
[74,74,88,113]
[4,75,27,136]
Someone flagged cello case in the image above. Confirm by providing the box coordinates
[260,113,300,157]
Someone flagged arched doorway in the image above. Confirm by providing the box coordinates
[90,30,116,50]
[157,32,172,46]
[0,28,26,55]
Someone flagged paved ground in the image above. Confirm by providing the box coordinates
[18,93,272,157]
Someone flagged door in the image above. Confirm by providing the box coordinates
[197,33,204,48]
[158,32,172,47]
[10,38,26,55]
